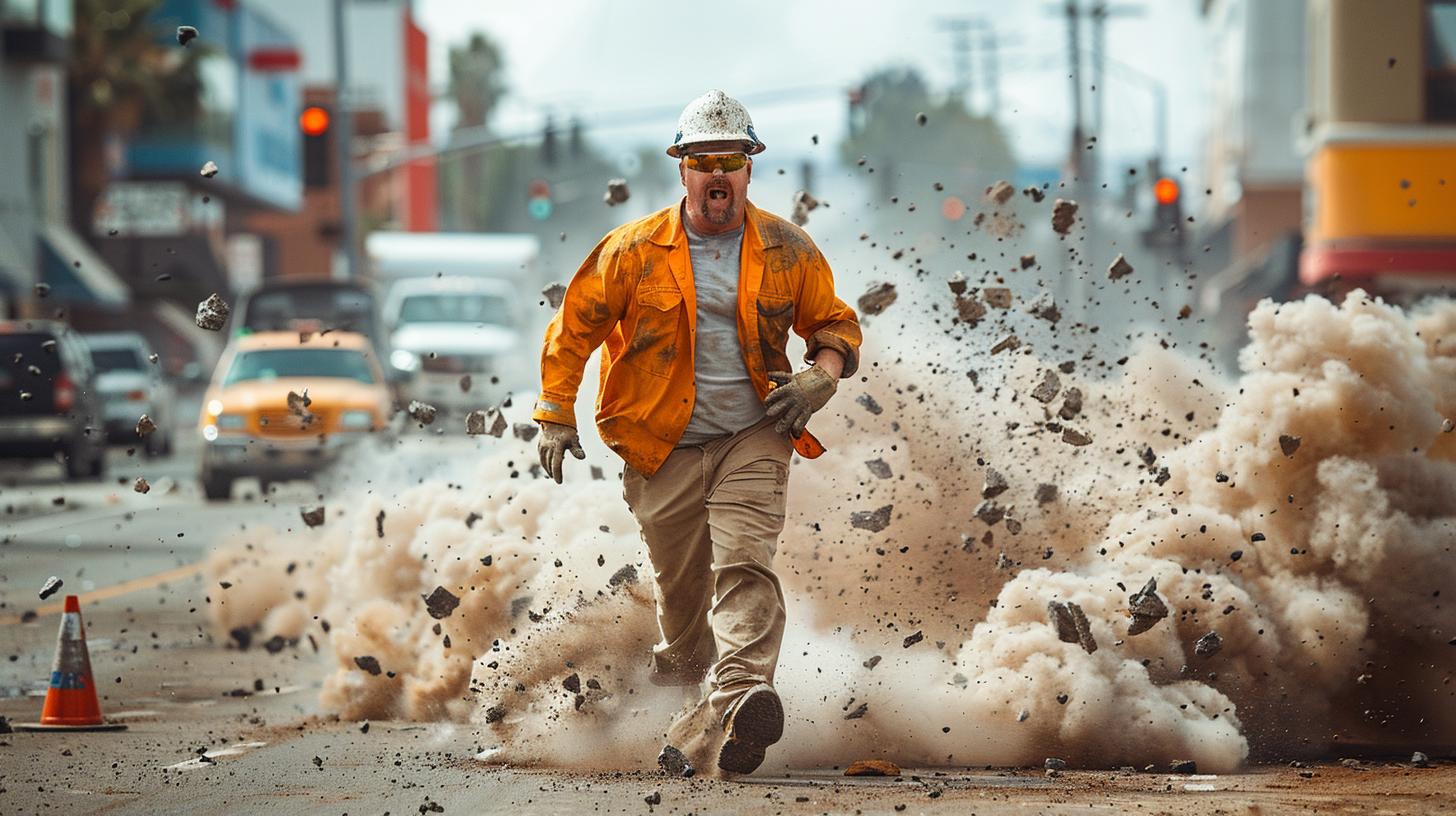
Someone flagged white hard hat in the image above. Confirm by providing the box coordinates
[666,90,765,157]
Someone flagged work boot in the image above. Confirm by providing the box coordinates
[716,683,784,775]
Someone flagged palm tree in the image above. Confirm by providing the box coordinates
[444,32,507,229]
[68,0,207,236]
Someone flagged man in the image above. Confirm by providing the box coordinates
[533,89,862,776]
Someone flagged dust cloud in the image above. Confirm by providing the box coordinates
[206,289,1456,773]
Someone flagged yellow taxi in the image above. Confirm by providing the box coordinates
[198,330,392,500]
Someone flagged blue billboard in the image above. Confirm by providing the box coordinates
[124,0,300,212]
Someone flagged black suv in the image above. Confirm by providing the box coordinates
[0,320,107,480]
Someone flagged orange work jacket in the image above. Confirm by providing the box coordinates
[532,199,862,478]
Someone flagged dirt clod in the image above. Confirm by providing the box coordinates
[986,180,1015,204]
[1061,427,1093,446]
[983,287,1013,309]
[300,506,325,528]
[1279,434,1301,456]
[1051,199,1079,234]
[408,401,437,425]
[845,759,901,776]
[791,190,820,226]
[604,179,630,206]
[857,282,898,316]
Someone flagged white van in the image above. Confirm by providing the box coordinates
[383,277,525,411]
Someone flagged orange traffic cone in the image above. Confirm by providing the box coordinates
[17,595,126,732]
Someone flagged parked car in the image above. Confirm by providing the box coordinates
[0,320,107,480]
[84,331,174,457]
[197,330,392,500]
[383,276,524,411]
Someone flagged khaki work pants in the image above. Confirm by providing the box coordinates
[623,416,792,720]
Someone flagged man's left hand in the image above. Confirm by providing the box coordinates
[763,365,837,436]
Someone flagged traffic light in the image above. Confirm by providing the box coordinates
[527,179,552,220]
[1142,176,1184,250]
[300,105,332,187]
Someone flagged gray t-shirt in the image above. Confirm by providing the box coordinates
[677,213,766,446]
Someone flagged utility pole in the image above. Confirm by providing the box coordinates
[332,0,358,280]
[938,17,978,113]
[1062,0,1085,182]
[1088,1,1144,189]
[982,25,1001,114]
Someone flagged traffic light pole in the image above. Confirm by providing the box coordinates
[333,0,359,281]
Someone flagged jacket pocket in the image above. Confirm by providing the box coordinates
[756,296,795,357]
[625,286,684,379]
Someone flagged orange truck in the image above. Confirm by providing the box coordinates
[1300,0,1456,301]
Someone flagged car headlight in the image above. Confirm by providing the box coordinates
[216,413,246,429]
[390,349,420,372]
[339,410,373,430]
[207,399,224,416]
[202,424,219,441]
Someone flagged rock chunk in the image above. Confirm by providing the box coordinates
[467,408,508,437]
[422,586,460,619]
[1051,199,1079,234]
[39,576,63,600]
[850,504,893,533]
[1031,371,1061,404]
[865,458,893,479]
[1194,631,1223,657]
[981,467,1008,498]
[541,283,567,309]
[1047,600,1097,653]
[195,293,230,330]
[1126,578,1168,636]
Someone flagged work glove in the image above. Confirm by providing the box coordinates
[763,365,837,436]
[537,421,585,484]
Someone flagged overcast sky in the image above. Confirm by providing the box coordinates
[416,0,1212,176]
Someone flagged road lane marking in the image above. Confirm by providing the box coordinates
[0,562,203,625]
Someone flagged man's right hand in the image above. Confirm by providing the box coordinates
[537,421,585,484]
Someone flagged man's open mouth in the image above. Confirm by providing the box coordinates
[708,186,731,201]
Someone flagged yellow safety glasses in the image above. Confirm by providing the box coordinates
[682,152,750,173]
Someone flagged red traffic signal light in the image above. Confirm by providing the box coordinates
[299,106,331,137]
[1153,177,1180,206]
